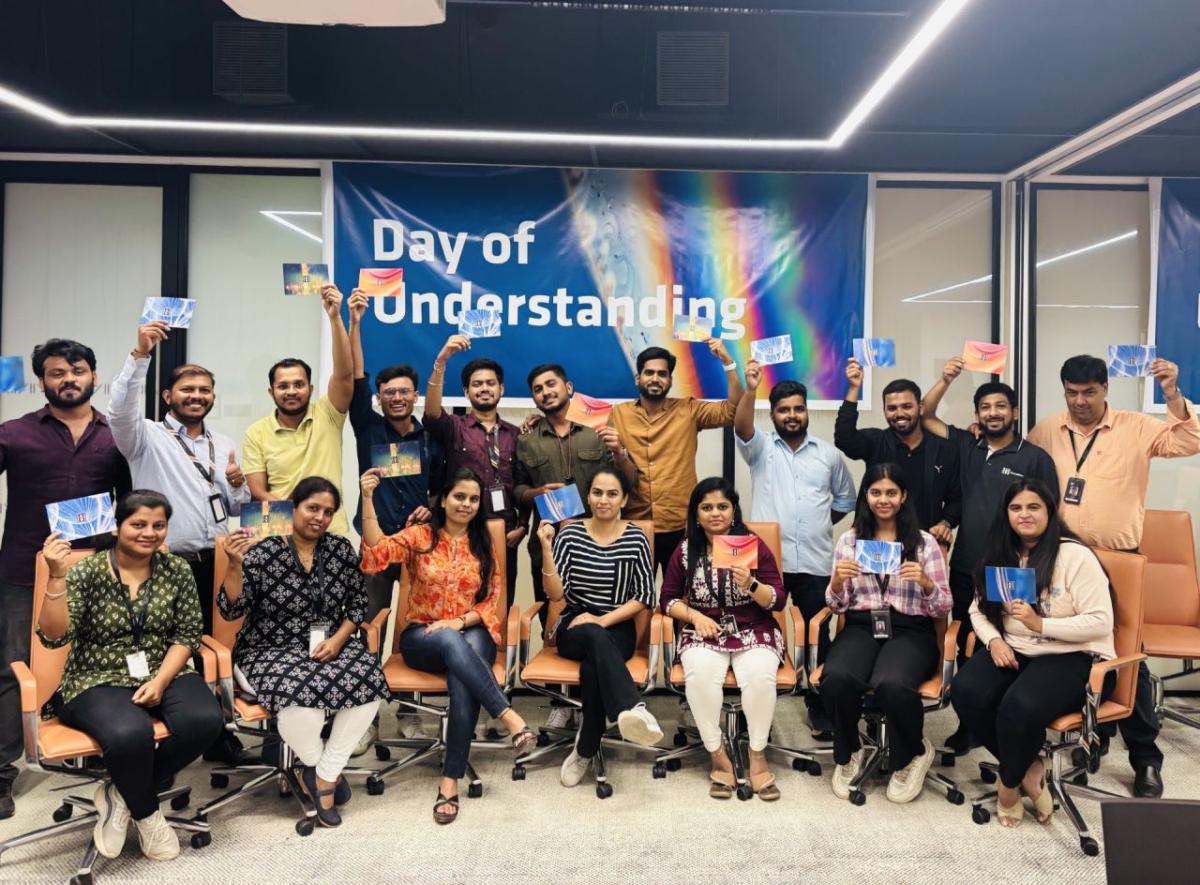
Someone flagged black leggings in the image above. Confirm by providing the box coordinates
[58,672,224,819]
[554,615,639,757]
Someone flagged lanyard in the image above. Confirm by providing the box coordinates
[701,555,729,608]
[288,537,328,618]
[554,427,574,481]
[162,421,217,487]
[1067,429,1099,474]
[110,549,156,649]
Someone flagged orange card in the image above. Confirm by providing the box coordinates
[962,340,1008,374]
[358,268,405,298]
[565,393,613,431]
[712,535,758,570]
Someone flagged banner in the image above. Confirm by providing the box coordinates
[333,163,868,402]
[1155,179,1200,406]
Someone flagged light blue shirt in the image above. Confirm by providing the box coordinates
[736,429,856,575]
[108,354,250,554]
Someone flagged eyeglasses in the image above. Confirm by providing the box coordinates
[379,388,416,400]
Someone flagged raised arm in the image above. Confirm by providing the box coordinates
[921,357,963,440]
[109,323,170,459]
[424,333,470,422]
[707,338,744,406]
[321,285,356,413]
[1146,358,1200,457]
[734,360,762,443]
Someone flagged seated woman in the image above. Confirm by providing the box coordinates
[37,490,224,862]
[360,467,537,824]
[660,477,786,801]
[822,463,951,804]
[219,476,388,829]
[537,466,664,788]
[950,479,1115,828]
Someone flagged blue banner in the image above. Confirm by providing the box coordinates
[332,162,868,402]
[1156,180,1200,406]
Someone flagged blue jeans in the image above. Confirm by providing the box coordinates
[400,624,508,779]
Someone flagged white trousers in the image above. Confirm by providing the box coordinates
[276,701,381,782]
[680,646,779,753]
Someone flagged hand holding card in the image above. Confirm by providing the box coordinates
[358,268,405,298]
[962,341,1008,374]
[140,297,196,329]
[984,567,1038,605]
[45,493,117,541]
[534,484,585,522]
[371,441,421,478]
[712,534,758,570]
[854,540,902,575]
[565,393,613,431]
[458,308,502,339]
[852,338,896,368]
[1107,344,1156,378]
[749,334,793,366]
[672,314,713,343]
[240,501,295,541]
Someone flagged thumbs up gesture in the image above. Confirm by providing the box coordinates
[226,450,245,489]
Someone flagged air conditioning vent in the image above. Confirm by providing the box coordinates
[213,21,291,105]
[657,31,729,107]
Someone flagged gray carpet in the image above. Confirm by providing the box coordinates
[2,694,1196,885]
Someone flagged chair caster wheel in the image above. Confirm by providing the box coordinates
[947,789,965,805]
[1071,747,1088,769]
[666,758,682,772]
[596,782,613,799]
[170,793,190,811]
[972,806,990,824]
[941,753,956,768]
[536,732,550,747]
[849,790,866,806]
[52,804,73,822]
[652,762,666,779]
[467,782,483,799]
[485,727,501,740]
[673,731,687,747]
[979,767,997,784]
[511,765,526,781]
[807,761,822,776]
[210,774,229,789]
[736,784,753,801]
[366,778,385,796]
[375,745,391,761]
[191,831,212,849]
[70,875,93,885]
[295,818,314,836]
[1081,836,1100,857]
[1088,754,1102,774]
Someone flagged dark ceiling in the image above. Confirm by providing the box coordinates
[0,0,1197,174]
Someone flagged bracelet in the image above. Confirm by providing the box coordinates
[48,573,67,581]
[362,515,378,522]
[458,616,468,631]
[43,590,67,600]
[426,379,443,387]
[722,362,737,372]
[541,569,558,577]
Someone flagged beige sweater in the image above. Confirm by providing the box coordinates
[969,541,1116,660]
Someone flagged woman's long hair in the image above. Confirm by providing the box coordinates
[852,463,923,561]
[425,468,495,604]
[683,477,752,591]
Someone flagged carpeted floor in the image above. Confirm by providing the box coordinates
[1,694,1195,885]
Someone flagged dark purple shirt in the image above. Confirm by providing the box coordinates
[0,407,132,586]
[423,410,521,530]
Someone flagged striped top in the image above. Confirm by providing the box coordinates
[551,521,655,614]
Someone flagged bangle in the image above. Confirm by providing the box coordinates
[362,516,378,522]
[48,573,66,581]
[43,590,67,600]
[458,616,468,630]
[722,362,737,372]
[541,569,558,577]
[426,379,443,387]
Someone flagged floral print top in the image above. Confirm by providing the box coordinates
[361,525,502,644]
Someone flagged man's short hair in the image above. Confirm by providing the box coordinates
[768,380,808,409]
[166,364,215,391]
[973,381,1017,410]
[1059,355,1108,387]
[375,364,419,392]
[881,378,921,402]
[268,358,312,386]
[31,339,96,378]
[461,357,504,390]
[636,346,676,375]
[526,363,568,390]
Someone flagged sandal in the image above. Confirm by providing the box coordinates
[299,766,342,828]
[433,792,460,825]
[511,727,538,757]
[709,769,735,799]
[1027,773,1054,824]
[997,792,1025,829]
[750,770,781,802]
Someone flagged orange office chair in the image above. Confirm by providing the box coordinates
[190,536,383,836]
[1138,510,1200,730]
[363,519,518,798]
[969,548,1147,856]
[515,519,661,799]
[0,551,214,883]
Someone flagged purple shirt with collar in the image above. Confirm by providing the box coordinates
[424,410,521,530]
[0,407,131,586]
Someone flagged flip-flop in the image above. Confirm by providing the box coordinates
[709,768,735,799]
[433,792,460,825]
[511,727,538,757]
[997,795,1025,828]
[750,770,781,802]
[1027,772,1054,824]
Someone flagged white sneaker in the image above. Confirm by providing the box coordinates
[134,811,180,861]
[351,723,378,758]
[398,716,428,740]
[545,706,575,732]
[92,782,131,859]
[487,716,510,738]
[617,704,664,747]
[560,747,591,787]
[886,739,935,804]
[831,749,865,800]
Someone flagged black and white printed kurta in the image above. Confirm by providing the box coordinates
[217,533,388,713]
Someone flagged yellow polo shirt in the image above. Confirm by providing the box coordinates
[242,396,349,535]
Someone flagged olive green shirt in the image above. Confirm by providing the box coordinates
[37,550,202,710]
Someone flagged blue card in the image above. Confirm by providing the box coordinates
[458,308,502,339]
[750,334,793,366]
[855,540,902,575]
[140,297,196,329]
[46,493,116,541]
[985,567,1038,605]
[0,356,25,394]
[1107,344,1156,378]
[534,484,585,523]
[852,338,897,368]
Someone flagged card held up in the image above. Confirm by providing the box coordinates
[535,484,585,523]
[358,268,405,298]
[984,567,1038,605]
[672,314,713,343]
[46,493,116,542]
[712,534,759,570]
[962,340,1008,374]
[750,334,794,366]
[282,262,329,297]
[371,441,422,478]
[458,308,502,339]
[852,338,896,368]
[565,393,613,431]
[1107,344,1156,378]
[855,539,902,575]
[139,297,196,329]
[0,356,25,394]
[240,501,295,541]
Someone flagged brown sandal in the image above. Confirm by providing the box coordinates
[433,792,460,825]
[750,770,781,801]
[709,749,736,799]
[511,727,537,757]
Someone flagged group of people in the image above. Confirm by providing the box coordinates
[0,282,1196,860]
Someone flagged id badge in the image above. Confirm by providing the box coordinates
[870,608,892,640]
[309,622,331,655]
[718,614,739,638]
[489,485,507,513]
[209,493,228,523]
[126,651,150,679]
[1064,476,1085,506]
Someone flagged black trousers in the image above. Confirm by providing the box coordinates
[948,569,975,662]
[1098,661,1163,769]
[57,673,224,819]
[784,572,831,717]
[554,616,639,757]
[819,611,938,770]
[505,544,520,612]
[0,580,33,793]
[951,649,1100,789]
[653,530,685,582]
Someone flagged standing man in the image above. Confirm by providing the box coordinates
[611,343,742,577]
[735,363,855,740]
[1029,353,1200,798]
[0,339,131,819]
[835,358,961,542]
[243,286,357,535]
[424,334,524,607]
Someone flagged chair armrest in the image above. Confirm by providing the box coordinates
[649,611,663,647]
[964,631,977,657]
[806,607,834,672]
[1088,653,1146,694]
[520,602,544,642]
[506,604,521,650]
[661,614,677,668]
[360,607,391,655]
[10,660,38,715]
[943,620,962,662]
[197,643,219,687]
[200,635,233,679]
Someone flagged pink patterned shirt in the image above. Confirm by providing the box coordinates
[826,529,951,619]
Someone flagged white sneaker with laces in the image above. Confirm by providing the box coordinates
[398,717,429,741]
[545,706,575,732]
[351,723,378,758]
[886,738,935,804]
[831,749,865,800]
[617,703,664,747]
[92,782,131,859]
[135,810,180,861]
[560,747,591,787]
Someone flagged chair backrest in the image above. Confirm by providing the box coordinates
[212,537,242,649]
[1139,510,1199,628]
[745,521,788,636]
[29,549,96,710]
[1093,548,1146,710]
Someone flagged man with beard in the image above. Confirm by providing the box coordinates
[424,334,524,607]
[0,339,131,819]
[611,344,742,578]
[243,285,356,535]
[735,363,855,740]
[921,360,1058,753]
[835,358,961,543]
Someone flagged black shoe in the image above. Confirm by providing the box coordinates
[154,774,175,793]
[203,732,258,766]
[298,766,342,827]
[0,783,13,820]
[807,709,833,743]
[944,725,974,756]
[1098,734,1111,757]
[1133,765,1163,799]
[333,775,351,807]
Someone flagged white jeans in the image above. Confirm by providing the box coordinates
[680,646,779,753]
[276,701,381,782]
